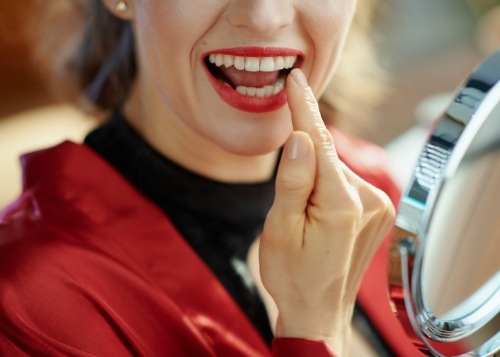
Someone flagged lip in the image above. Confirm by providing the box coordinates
[202,47,304,113]
[203,46,304,58]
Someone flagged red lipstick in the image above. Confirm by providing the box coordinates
[204,47,303,57]
[202,47,303,113]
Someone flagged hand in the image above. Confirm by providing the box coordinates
[259,69,395,355]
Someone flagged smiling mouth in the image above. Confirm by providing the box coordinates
[204,54,299,98]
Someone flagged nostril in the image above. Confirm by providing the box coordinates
[226,2,294,34]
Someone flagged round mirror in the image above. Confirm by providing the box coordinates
[389,50,500,357]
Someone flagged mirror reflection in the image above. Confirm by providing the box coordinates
[422,100,500,319]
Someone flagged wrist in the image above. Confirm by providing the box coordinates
[275,309,352,356]
[272,338,339,357]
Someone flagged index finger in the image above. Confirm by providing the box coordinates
[286,69,349,200]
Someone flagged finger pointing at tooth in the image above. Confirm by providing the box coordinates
[259,68,395,356]
[287,68,353,212]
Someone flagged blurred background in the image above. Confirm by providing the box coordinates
[0,0,499,206]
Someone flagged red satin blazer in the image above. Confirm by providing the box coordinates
[0,133,423,356]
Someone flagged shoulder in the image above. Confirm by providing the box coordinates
[0,201,175,356]
[0,219,127,355]
[0,141,141,323]
[0,141,201,353]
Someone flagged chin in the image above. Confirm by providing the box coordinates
[196,97,293,156]
[216,125,291,157]
[230,141,285,157]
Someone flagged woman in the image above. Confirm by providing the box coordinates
[0,0,420,356]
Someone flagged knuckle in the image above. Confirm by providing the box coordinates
[313,125,334,148]
[380,197,396,223]
[304,86,319,108]
[374,189,395,218]
[336,186,364,228]
[363,186,396,226]
[344,181,394,228]
[302,91,333,147]
[344,185,364,215]
[276,171,310,195]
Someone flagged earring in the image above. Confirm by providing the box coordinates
[115,0,128,12]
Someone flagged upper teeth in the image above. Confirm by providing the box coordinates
[208,54,297,72]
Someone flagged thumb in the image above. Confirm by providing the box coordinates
[272,131,316,218]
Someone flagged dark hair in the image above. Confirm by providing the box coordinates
[36,0,136,111]
[77,2,136,109]
[36,0,386,133]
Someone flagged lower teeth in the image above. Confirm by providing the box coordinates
[232,79,285,98]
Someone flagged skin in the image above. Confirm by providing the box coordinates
[100,0,395,355]
[102,0,355,182]
[260,70,394,355]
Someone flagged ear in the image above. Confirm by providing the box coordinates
[100,0,135,21]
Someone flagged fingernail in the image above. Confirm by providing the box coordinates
[291,69,308,88]
[286,132,309,160]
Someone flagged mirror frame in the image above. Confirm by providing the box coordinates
[388,49,500,357]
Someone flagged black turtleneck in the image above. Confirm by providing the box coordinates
[84,112,395,356]
[84,112,275,345]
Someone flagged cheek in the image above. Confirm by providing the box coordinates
[134,0,220,47]
[133,0,224,82]
[132,1,214,105]
[134,2,196,57]
[300,0,356,94]
[308,2,354,41]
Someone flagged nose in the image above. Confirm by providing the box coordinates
[227,0,294,34]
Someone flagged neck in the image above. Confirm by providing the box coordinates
[123,81,280,184]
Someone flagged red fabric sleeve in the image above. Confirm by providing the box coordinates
[272,338,337,357]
